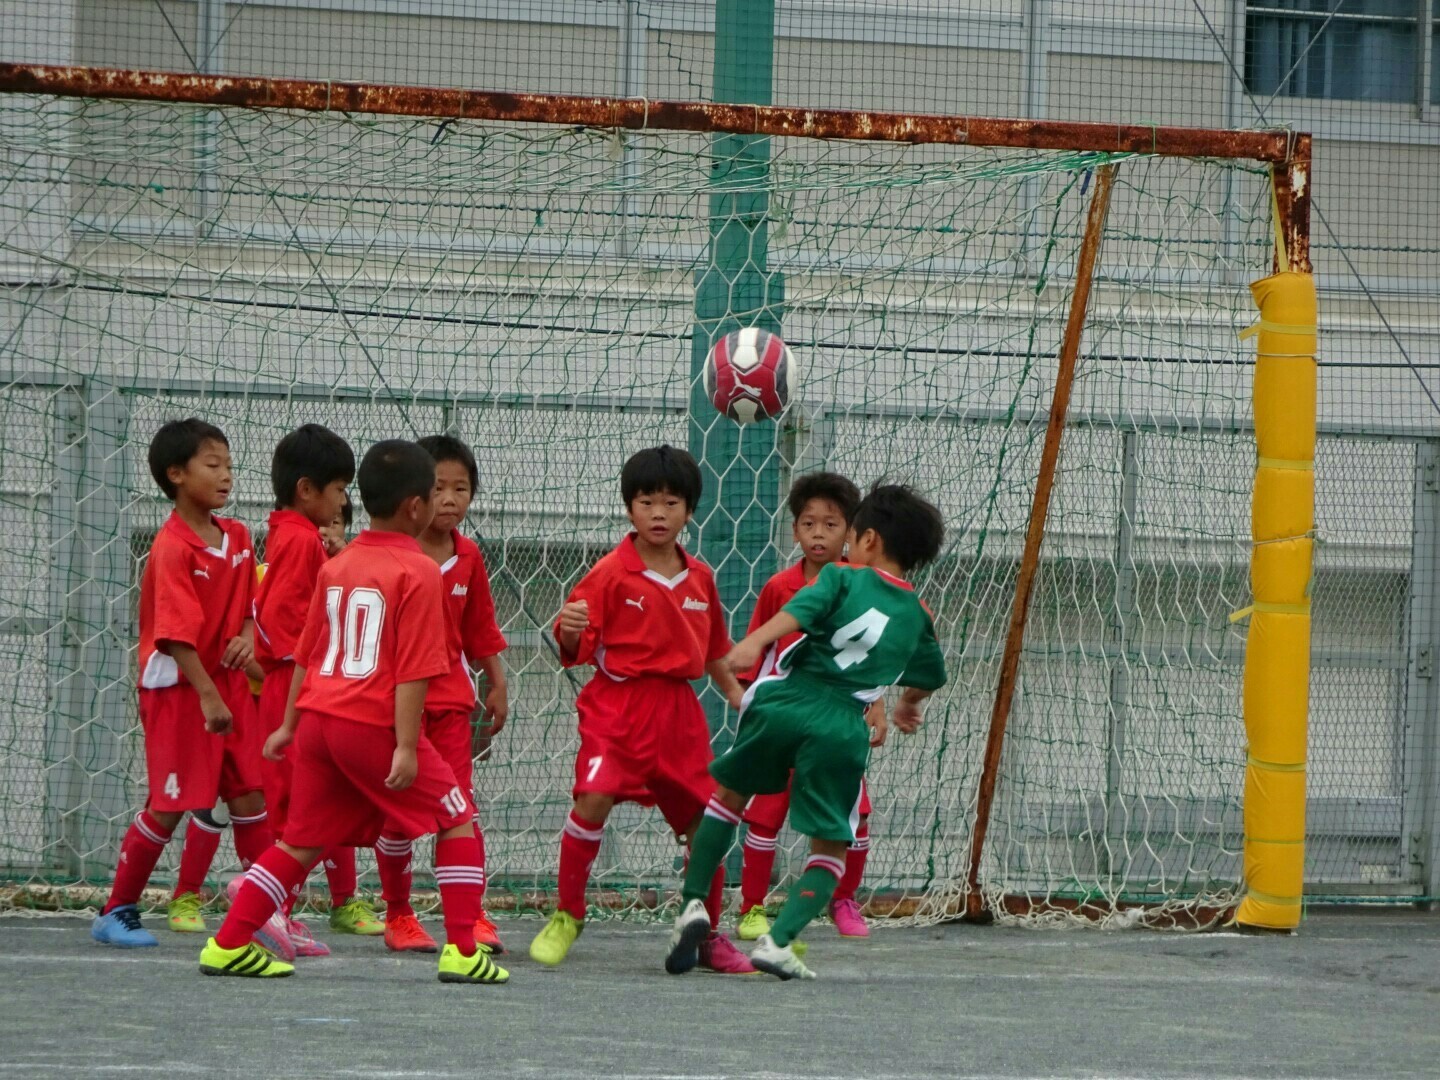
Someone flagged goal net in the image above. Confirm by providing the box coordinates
[0,70,1298,926]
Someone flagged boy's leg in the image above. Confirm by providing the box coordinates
[769,841,846,947]
[375,832,414,920]
[529,793,612,966]
[738,783,792,938]
[424,708,502,950]
[172,811,224,901]
[98,686,222,946]
[665,790,746,975]
[214,842,322,950]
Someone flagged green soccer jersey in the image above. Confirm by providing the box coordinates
[775,562,948,705]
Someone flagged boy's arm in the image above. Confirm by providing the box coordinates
[264,662,308,760]
[725,611,802,676]
[464,549,509,733]
[387,679,429,790]
[220,616,256,672]
[554,571,602,666]
[891,686,933,734]
[170,644,231,733]
[737,578,782,685]
[473,652,508,736]
[865,698,888,747]
[705,658,745,711]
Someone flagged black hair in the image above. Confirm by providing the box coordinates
[271,424,356,509]
[338,495,354,529]
[787,471,861,523]
[357,440,435,519]
[851,483,945,572]
[620,444,702,510]
[148,418,229,499]
[416,434,479,493]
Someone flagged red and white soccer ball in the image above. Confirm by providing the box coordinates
[703,327,797,424]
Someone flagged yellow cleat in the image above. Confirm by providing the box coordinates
[168,892,207,933]
[437,943,509,984]
[329,898,385,935]
[199,937,294,978]
[736,906,770,942]
[528,910,583,967]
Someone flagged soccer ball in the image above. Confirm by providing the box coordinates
[702,327,796,424]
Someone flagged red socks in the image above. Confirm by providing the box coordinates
[214,846,309,950]
[231,810,275,871]
[557,811,603,921]
[835,824,871,903]
[740,824,779,912]
[173,815,223,899]
[104,810,174,913]
[434,834,484,954]
[324,846,357,908]
[473,821,489,905]
[375,835,415,920]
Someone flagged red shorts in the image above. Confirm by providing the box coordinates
[139,669,263,813]
[743,775,872,833]
[282,712,471,849]
[257,664,294,832]
[423,708,475,803]
[380,708,477,839]
[574,674,714,835]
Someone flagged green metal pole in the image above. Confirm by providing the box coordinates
[689,0,784,748]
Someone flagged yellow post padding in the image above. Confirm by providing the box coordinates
[1236,269,1316,930]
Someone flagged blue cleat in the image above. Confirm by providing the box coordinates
[92,904,158,948]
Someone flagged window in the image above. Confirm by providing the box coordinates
[1245,0,1434,104]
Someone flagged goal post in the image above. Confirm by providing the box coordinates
[0,63,1312,929]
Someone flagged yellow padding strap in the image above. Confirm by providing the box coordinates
[1244,887,1303,907]
[1258,457,1314,471]
[1239,319,1315,339]
[1245,836,1305,845]
[1247,754,1307,773]
[1229,600,1311,623]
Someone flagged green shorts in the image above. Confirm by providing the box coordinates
[710,675,870,842]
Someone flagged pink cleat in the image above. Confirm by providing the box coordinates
[226,877,297,961]
[287,918,331,957]
[699,932,758,974]
[829,897,870,938]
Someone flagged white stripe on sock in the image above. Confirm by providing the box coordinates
[134,815,168,846]
[804,855,846,880]
[744,836,779,851]
[230,812,267,825]
[563,816,605,843]
[188,816,224,835]
[704,799,741,825]
[375,838,413,856]
[247,865,288,908]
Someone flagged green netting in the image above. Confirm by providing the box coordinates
[1,91,1294,923]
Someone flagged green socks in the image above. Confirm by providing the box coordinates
[681,805,738,905]
[770,855,844,946]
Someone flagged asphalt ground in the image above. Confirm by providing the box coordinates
[1,908,1437,1079]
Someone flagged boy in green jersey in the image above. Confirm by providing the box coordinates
[664,483,948,980]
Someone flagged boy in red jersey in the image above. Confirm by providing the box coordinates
[377,435,510,955]
[91,419,272,949]
[199,440,507,983]
[251,424,363,951]
[526,445,752,973]
[733,472,884,942]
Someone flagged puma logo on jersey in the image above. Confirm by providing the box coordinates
[192,569,210,579]
[451,584,469,597]
[625,596,645,612]
[682,596,709,612]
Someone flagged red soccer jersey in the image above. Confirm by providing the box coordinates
[252,509,328,674]
[139,513,256,690]
[556,533,730,681]
[293,530,449,728]
[741,559,823,683]
[425,530,509,713]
